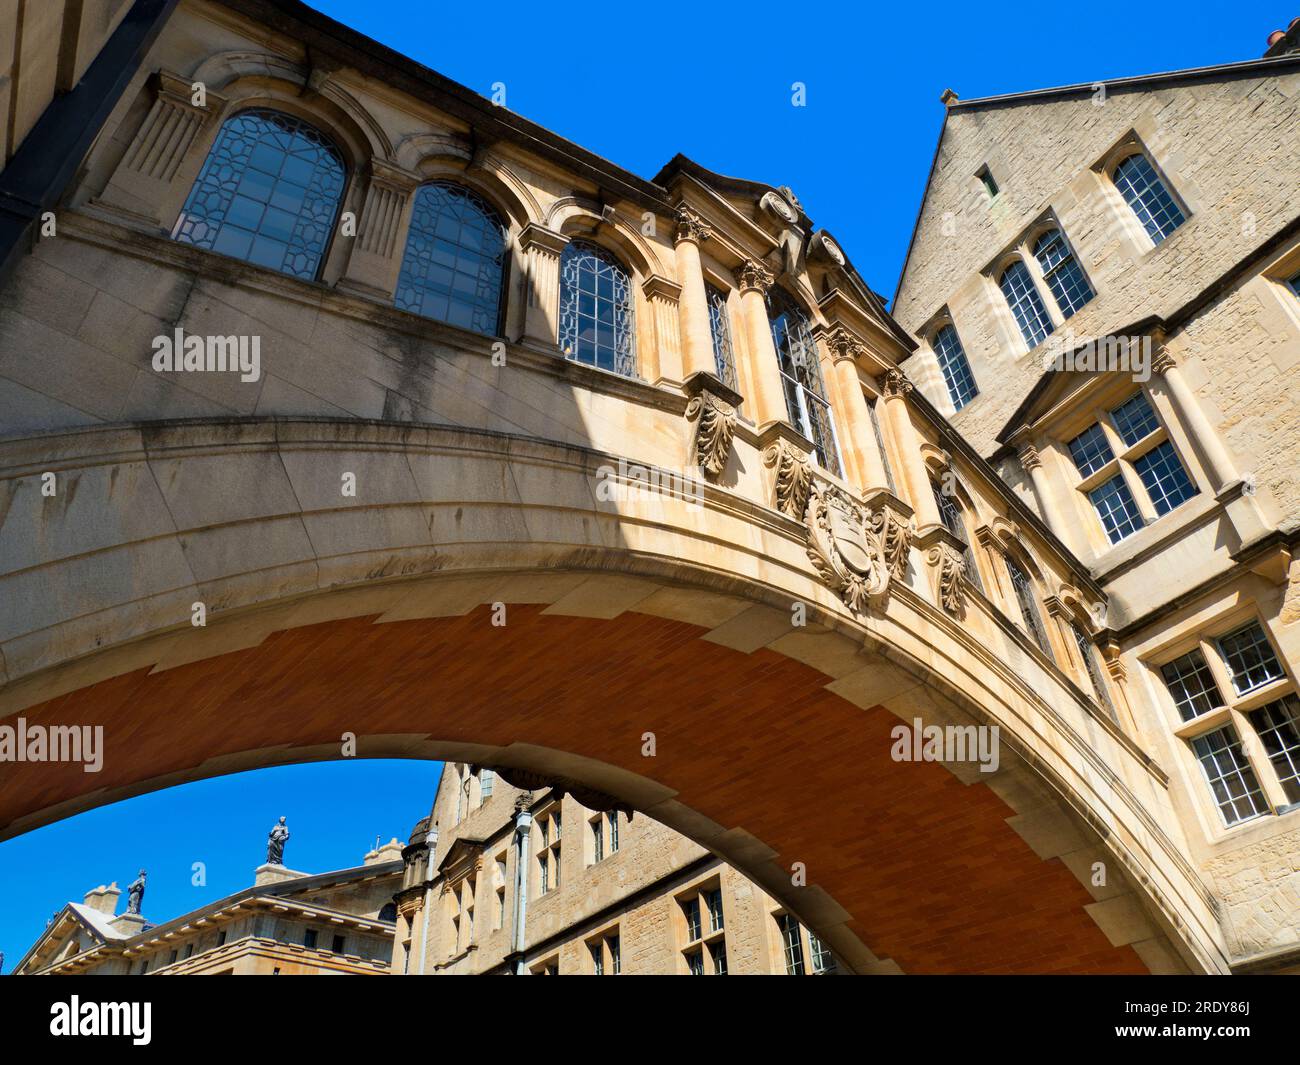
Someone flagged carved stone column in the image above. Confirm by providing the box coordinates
[880,369,942,531]
[642,275,684,386]
[1015,439,1076,551]
[1150,341,1238,492]
[94,71,227,227]
[673,205,716,382]
[338,160,422,300]
[519,223,569,347]
[737,258,787,429]
[820,326,891,495]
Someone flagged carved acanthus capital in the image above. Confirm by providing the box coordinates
[805,481,913,614]
[881,368,914,399]
[823,326,867,364]
[1152,343,1178,375]
[764,437,813,519]
[926,540,968,615]
[673,204,711,246]
[686,389,738,478]
[1018,443,1042,471]
[737,258,775,295]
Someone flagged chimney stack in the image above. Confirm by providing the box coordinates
[83,882,120,916]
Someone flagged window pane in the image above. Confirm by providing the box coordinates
[1033,229,1094,319]
[999,260,1053,349]
[932,324,978,410]
[1109,392,1160,447]
[1088,475,1145,543]
[706,888,724,933]
[1006,556,1051,658]
[1249,695,1300,805]
[681,898,701,941]
[778,914,805,975]
[708,939,728,975]
[1191,726,1269,826]
[768,288,841,476]
[1217,622,1285,696]
[706,284,738,392]
[1133,441,1197,516]
[934,483,983,593]
[1067,423,1116,477]
[558,241,637,377]
[809,933,837,974]
[1113,153,1186,244]
[1160,649,1225,722]
[395,182,507,336]
[173,109,345,281]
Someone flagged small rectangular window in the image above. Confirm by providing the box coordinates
[977,166,999,197]
[1160,649,1224,721]
[706,888,724,933]
[1089,475,1145,543]
[607,811,619,853]
[809,933,837,974]
[1217,622,1285,696]
[708,939,728,975]
[332,934,345,954]
[1109,392,1160,447]
[1133,441,1197,515]
[591,817,604,863]
[590,941,604,976]
[681,898,701,942]
[1067,423,1116,477]
[1191,726,1269,826]
[706,284,738,392]
[777,914,805,975]
[608,934,621,975]
[1249,695,1300,805]
[685,947,704,975]
[304,929,318,950]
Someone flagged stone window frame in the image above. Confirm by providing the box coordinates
[583,922,621,975]
[1148,606,1300,834]
[923,446,988,595]
[675,876,726,974]
[974,517,1070,668]
[534,801,562,898]
[1050,379,1203,554]
[768,908,837,976]
[1091,131,1195,258]
[917,307,979,415]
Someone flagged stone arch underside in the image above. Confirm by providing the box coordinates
[0,418,1228,974]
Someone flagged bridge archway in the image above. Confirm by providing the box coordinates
[0,418,1225,973]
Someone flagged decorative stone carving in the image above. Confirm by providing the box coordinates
[737,258,774,294]
[1152,344,1178,375]
[927,541,967,615]
[777,185,802,213]
[764,437,812,519]
[686,389,738,478]
[1018,443,1042,471]
[266,816,290,866]
[824,325,867,363]
[760,190,799,225]
[805,481,913,613]
[673,204,711,245]
[810,231,846,266]
[126,870,146,915]
[882,368,914,399]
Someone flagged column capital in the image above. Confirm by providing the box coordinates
[1018,442,1042,471]
[819,324,868,364]
[518,222,569,257]
[1152,342,1178,375]
[881,367,914,399]
[366,158,422,196]
[737,258,775,295]
[641,274,682,304]
[673,203,712,246]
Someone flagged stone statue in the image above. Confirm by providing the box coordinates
[126,869,146,915]
[266,816,290,866]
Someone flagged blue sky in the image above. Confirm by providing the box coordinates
[0,0,1287,970]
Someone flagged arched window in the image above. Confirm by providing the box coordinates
[172,109,345,281]
[1005,553,1052,660]
[932,480,983,594]
[767,287,841,476]
[395,182,508,335]
[931,323,978,410]
[998,260,1053,350]
[1112,153,1185,245]
[558,241,637,377]
[706,283,737,392]
[1033,229,1094,319]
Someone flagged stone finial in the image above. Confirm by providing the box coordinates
[940,88,960,105]
[83,883,121,916]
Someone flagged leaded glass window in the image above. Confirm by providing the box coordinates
[1113,153,1186,245]
[173,109,345,280]
[1133,441,1197,516]
[1217,622,1285,696]
[1250,695,1300,804]
[932,323,978,410]
[706,283,738,392]
[1033,229,1094,319]
[1072,621,1117,720]
[1192,726,1269,826]
[1006,555,1051,659]
[1089,475,1144,543]
[708,940,728,975]
[768,287,841,475]
[395,182,507,335]
[1160,649,1224,722]
[558,240,637,377]
[999,260,1053,349]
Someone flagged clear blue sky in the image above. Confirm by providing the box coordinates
[0,0,1288,971]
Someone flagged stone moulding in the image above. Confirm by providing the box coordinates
[763,436,812,519]
[804,480,913,614]
[683,371,740,479]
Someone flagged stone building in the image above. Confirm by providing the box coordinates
[11,843,402,975]
[894,25,1300,971]
[392,766,836,975]
[0,0,1298,974]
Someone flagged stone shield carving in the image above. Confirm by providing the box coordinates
[805,482,913,613]
[685,390,737,478]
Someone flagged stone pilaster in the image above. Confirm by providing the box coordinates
[642,274,684,386]
[519,223,568,348]
[94,71,227,226]
[819,325,891,495]
[880,369,942,531]
[338,160,422,301]
[673,204,716,382]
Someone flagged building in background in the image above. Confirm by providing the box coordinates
[11,842,401,975]
[391,764,838,975]
[894,24,1300,971]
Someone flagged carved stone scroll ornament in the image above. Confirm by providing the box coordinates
[685,390,738,478]
[763,438,812,519]
[926,541,967,615]
[805,482,913,613]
